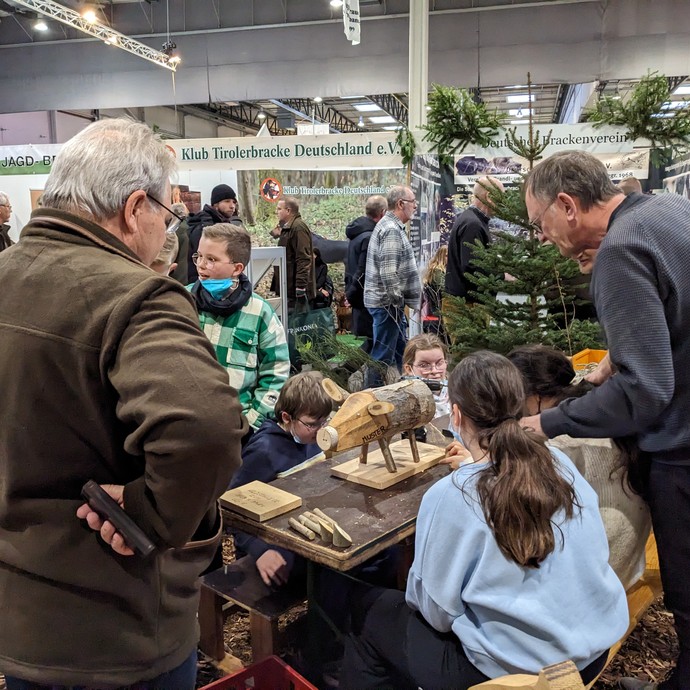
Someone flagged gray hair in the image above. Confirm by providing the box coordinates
[0,192,9,207]
[41,118,176,222]
[365,195,387,218]
[387,185,412,210]
[524,150,620,212]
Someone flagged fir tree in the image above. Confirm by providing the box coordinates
[443,74,604,357]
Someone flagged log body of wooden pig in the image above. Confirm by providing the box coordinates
[316,379,436,454]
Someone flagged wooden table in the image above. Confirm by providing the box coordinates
[222,432,450,572]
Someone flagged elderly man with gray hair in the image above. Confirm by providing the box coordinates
[522,150,690,690]
[363,185,421,387]
[0,119,246,689]
[0,191,13,252]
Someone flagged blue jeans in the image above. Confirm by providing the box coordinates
[366,306,407,387]
[4,649,197,690]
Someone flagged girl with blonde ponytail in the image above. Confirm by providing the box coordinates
[341,351,628,690]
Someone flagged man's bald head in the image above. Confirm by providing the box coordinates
[473,176,504,216]
[617,177,642,196]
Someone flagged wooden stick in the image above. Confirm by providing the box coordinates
[304,511,334,543]
[311,508,334,526]
[378,437,398,473]
[298,514,325,538]
[408,430,421,463]
[359,443,369,465]
[288,517,315,540]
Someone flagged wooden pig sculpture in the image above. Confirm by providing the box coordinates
[317,379,436,473]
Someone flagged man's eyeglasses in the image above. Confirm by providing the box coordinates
[146,193,183,236]
[401,198,418,206]
[414,360,447,374]
[529,200,555,237]
[191,253,235,269]
[295,417,328,431]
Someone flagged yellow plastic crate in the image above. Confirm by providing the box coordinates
[571,348,607,371]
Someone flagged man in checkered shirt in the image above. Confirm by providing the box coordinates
[363,185,421,387]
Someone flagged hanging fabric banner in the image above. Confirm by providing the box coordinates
[343,0,361,45]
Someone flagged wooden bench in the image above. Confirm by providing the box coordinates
[198,555,306,665]
[469,533,663,690]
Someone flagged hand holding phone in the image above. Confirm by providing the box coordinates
[80,481,156,558]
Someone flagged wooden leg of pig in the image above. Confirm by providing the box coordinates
[378,438,398,473]
[359,443,369,465]
[408,431,421,463]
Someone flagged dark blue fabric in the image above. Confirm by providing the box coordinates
[230,419,321,565]
[366,306,407,387]
[4,649,197,690]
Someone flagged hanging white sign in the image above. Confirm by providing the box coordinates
[343,0,361,45]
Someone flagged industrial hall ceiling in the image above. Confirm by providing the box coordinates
[0,0,689,137]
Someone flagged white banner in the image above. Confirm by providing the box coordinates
[453,125,649,183]
[343,0,361,45]
[0,143,62,175]
[165,132,401,171]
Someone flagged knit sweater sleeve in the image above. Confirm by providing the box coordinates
[542,225,673,440]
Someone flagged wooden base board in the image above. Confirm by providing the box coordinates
[220,480,302,522]
[331,439,445,489]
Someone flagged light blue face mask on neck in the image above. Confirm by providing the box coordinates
[201,277,234,299]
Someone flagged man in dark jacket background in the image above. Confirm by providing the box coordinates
[274,196,316,308]
[0,118,246,689]
[187,183,241,281]
[444,176,504,303]
[344,195,387,354]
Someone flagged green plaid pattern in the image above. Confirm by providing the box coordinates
[197,293,290,430]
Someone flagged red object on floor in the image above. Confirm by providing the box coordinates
[199,655,317,690]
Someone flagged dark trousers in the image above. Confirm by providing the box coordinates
[340,588,489,690]
[648,462,690,690]
[340,587,608,690]
[365,307,407,388]
[4,649,198,690]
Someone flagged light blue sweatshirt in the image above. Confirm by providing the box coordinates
[406,448,629,679]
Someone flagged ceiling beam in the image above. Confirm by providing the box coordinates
[9,0,176,70]
[367,94,408,126]
[182,102,291,135]
[272,99,359,133]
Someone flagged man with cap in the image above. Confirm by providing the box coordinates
[187,184,241,281]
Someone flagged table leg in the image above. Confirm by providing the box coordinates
[198,585,224,660]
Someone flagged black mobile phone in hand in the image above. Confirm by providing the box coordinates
[81,480,156,558]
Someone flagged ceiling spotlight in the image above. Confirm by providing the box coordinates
[330,0,344,7]
[258,111,267,120]
[313,96,323,103]
[33,19,48,31]
[104,33,119,45]
[358,116,364,128]
[162,40,181,65]
[82,8,98,23]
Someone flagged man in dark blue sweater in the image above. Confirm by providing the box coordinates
[523,150,690,690]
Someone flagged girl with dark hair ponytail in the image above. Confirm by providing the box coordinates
[341,351,628,690]
[507,345,651,590]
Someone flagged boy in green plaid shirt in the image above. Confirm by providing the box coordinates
[188,223,289,430]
